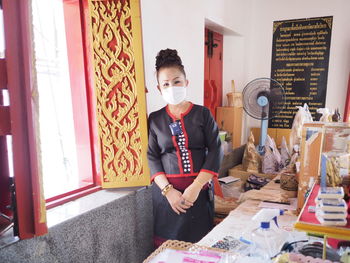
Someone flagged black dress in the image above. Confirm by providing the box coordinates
[147,103,223,246]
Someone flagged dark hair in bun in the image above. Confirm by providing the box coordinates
[155,48,186,79]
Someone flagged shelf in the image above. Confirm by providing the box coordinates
[294,184,350,240]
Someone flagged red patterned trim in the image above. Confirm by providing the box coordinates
[165,105,176,121]
[166,105,184,173]
[165,173,199,178]
[165,102,193,120]
[200,169,218,177]
[165,102,194,175]
[166,176,209,191]
[172,135,184,174]
[180,118,194,173]
[180,102,194,117]
[150,172,166,182]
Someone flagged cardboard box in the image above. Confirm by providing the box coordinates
[250,127,291,148]
[216,107,243,148]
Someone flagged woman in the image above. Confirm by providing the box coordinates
[147,48,223,247]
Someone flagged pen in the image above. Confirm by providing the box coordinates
[262,200,291,205]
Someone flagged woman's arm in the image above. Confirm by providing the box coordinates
[182,108,223,203]
[182,171,213,203]
[154,174,192,215]
[147,123,166,182]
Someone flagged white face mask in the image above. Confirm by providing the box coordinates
[161,86,187,105]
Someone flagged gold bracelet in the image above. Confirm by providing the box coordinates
[161,184,173,196]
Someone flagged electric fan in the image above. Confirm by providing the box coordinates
[242,78,286,154]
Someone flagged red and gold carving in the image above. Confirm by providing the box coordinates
[89,0,149,187]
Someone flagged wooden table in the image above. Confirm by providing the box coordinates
[198,176,300,247]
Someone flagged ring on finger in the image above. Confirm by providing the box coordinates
[181,199,186,205]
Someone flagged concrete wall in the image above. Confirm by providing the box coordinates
[0,188,153,263]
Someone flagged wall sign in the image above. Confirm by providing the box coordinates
[269,16,333,129]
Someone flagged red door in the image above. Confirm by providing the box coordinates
[344,74,350,122]
[204,28,223,118]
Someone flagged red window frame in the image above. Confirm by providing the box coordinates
[44,0,101,208]
[3,0,47,239]
[2,0,100,238]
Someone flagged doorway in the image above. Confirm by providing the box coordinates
[204,28,223,118]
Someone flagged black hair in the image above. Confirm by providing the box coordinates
[155,49,186,79]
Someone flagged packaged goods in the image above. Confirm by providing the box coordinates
[262,146,279,174]
[317,108,332,122]
[318,187,344,199]
[266,135,282,169]
[316,198,347,212]
[148,248,237,263]
[323,153,350,187]
[280,136,291,167]
[316,210,347,219]
[315,215,347,226]
[242,132,261,173]
[289,104,313,152]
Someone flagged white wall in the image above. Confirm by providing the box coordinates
[242,0,350,141]
[141,0,350,143]
[141,0,251,114]
[141,0,205,114]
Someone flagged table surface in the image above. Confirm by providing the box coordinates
[198,176,300,247]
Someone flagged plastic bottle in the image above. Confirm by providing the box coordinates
[251,221,284,258]
[250,209,287,258]
[239,208,285,244]
[252,208,284,229]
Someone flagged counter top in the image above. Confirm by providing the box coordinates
[198,176,300,247]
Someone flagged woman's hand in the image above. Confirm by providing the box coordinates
[166,188,193,215]
[182,183,202,204]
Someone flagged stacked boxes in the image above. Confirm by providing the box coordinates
[315,187,347,226]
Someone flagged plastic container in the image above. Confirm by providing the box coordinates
[251,222,284,258]
[318,186,344,199]
[219,131,227,143]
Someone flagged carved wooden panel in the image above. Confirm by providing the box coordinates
[89,0,149,187]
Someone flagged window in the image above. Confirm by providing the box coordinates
[1,0,99,239]
[2,0,147,239]
[31,0,99,206]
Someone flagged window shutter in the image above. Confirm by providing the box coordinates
[89,0,150,188]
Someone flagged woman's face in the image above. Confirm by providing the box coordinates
[157,67,188,91]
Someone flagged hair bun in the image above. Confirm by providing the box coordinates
[155,48,183,71]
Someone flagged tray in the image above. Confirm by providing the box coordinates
[143,239,229,263]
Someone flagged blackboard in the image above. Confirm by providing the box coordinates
[269,16,333,129]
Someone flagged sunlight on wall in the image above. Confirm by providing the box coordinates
[32,0,79,199]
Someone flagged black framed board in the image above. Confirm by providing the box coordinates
[269,16,333,129]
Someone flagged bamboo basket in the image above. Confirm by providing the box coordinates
[143,240,229,263]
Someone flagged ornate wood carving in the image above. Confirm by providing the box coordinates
[89,0,149,187]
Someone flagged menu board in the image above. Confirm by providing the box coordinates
[269,16,333,129]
